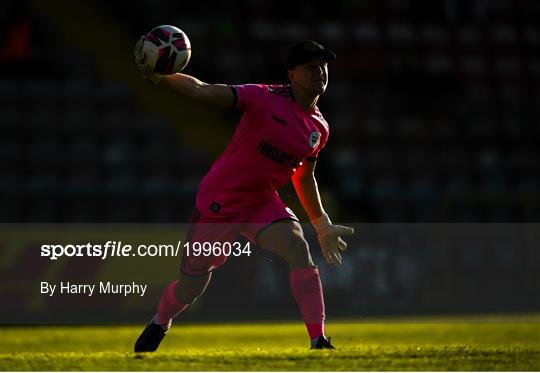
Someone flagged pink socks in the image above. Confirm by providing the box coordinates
[156,269,326,340]
[289,266,325,339]
[156,280,189,328]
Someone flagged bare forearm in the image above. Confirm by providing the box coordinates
[292,175,325,221]
[161,73,233,108]
[161,73,203,98]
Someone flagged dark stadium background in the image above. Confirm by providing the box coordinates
[0,0,538,323]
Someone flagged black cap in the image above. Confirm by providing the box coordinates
[286,40,336,70]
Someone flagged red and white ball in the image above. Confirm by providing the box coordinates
[143,25,191,75]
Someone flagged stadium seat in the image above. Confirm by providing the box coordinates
[62,105,98,136]
[395,118,428,139]
[424,52,453,75]
[370,173,403,202]
[61,199,102,222]
[59,77,97,104]
[21,79,58,107]
[98,81,134,112]
[22,106,59,135]
[0,79,19,106]
[352,22,381,44]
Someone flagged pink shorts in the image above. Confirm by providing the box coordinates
[180,192,298,276]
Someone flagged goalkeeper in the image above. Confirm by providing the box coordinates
[133,39,354,352]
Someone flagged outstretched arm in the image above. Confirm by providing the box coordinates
[133,36,234,109]
[292,160,354,267]
[161,74,234,109]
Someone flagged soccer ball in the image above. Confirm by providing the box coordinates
[143,25,191,75]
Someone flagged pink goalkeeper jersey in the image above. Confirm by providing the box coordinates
[196,84,330,215]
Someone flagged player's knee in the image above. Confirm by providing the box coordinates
[283,235,312,268]
[258,221,313,268]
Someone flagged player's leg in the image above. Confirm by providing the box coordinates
[257,220,334,349]
[156,270,213,328]
[134,271,212,353]
[135,208,239,353]
[257,220,313,269]
[157,213,230,329]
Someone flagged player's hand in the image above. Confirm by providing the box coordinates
[311,213,354,267]
[133,36,162,85]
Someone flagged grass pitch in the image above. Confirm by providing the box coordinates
[1,315,539,371]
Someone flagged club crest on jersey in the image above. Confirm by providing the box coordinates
[285,207,298,219]
[308,131,320,148]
